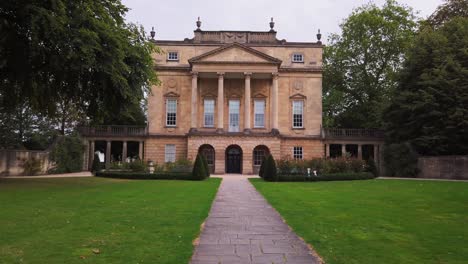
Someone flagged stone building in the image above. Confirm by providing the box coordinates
[79,19,384,175]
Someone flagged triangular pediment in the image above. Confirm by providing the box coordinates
[189,43,281,65]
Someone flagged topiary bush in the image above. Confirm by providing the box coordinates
[95,171,192,180]
[191,154,207,180]
[366,158,379,177]
[49,134,85,173]
[258,157,266,178]
[91,153,102,173]
[201,155,210,178]
[263,155,278,182]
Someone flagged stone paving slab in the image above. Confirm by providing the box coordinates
[190,175,322,264]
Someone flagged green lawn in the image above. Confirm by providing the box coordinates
[250,179,468,264]
[0,177,221,264]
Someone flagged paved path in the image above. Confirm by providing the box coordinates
[190,175,322,264]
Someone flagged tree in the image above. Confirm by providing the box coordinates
[0,0,158,123]
[49,134,85,173]
[427,0,468,28]
[384,17,468,155]
[323,0,417,128]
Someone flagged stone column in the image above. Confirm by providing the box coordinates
[373,144,378,161]
[89,141,95,169]
[244,72,252,132]
[190,72,198,131]
[358,144,362,159]
[122,141,127,162]
[105,141,111,169]
[272,73,279,131]
[139,141,144,160]
[341,144,346,157]
[326,144,330,158]
[217,72,225,132]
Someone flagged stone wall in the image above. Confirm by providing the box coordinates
[418,156,468,180]
[0,150,52,176]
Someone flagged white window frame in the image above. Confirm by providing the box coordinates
[167,51,179,61]
[166,98,177,127]
[228,100,240,132]
[292,53,304,63]
[254,100,265,128]
[293,146,303,160]
[204,99,215,127]
[292,100,304,128]
[165,144,176,163]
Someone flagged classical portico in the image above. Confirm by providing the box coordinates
[187,43,281,134]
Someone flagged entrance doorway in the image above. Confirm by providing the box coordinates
[225,145,242,173]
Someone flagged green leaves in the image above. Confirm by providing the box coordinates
[323,0,418,128]
[385,17,468,155]
[0,0,157,124]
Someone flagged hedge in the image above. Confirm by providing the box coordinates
[95,171,193,180]
[276,172,375,182]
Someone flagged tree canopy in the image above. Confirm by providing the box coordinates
[384,16,468,155]
[0,0,158,123]
[323,0,417,128]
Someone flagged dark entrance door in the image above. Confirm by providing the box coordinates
[226,146,242,173]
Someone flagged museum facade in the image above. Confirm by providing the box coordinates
[79,19,384,174]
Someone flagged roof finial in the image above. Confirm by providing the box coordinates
[196,17,202,31]
[316,29,322,44]
[269,17,275,32]
[150,26,155,39]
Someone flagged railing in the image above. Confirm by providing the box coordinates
[77,126,147,137]
[323,128,384,139]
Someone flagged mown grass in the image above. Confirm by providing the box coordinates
[0,177,221,264]
[251,178,468,264]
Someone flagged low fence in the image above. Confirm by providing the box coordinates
[418,156,468,180]
[0,150,53,176]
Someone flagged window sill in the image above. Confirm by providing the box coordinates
[166,60,179,62]
[292,127,305,130]
[291,61,305,64]
[165,126,177,128]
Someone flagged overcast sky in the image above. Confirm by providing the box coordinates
[121,0,443,43]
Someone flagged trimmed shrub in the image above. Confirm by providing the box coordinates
[263,155,278,182]
[201,155,210,177]
[258,157,266,178]
[95,171,192,180]
[91,153,102,173]
[49,134,85,173]
[277,172,375,182]
[22,158,43,175]
[191,154,207,180]
[128,159,147,172]
[383,143,419,177]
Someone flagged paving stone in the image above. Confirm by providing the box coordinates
[189,175,321,264]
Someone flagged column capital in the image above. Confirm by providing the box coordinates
[191,71,198,77]
[217,72,225,77]
[244,72,252,77]
[272,72,279,79]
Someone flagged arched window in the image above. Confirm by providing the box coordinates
[253,145,270,166]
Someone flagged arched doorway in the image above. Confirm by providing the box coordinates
[253,145,270,174]
[225,145,242,173]
[198,144,215,173]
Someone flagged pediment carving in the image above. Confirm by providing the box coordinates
[164,91,180,98]
[189,43,281,65]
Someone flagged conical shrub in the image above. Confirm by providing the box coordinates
[201,154,210,178]
[258,156,266,178]
[91,153,102,174]
[263,154,278,181]
[192,154,207,180]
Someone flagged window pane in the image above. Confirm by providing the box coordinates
[293,146,303,160]
[229,100,240,132]
[254,100,265,128]
[168,52,178,60]
[204,99,215,127]
[292,101,303,128]
[253,149,266,165]
[165,144,176,162]
[166,99,177,126]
